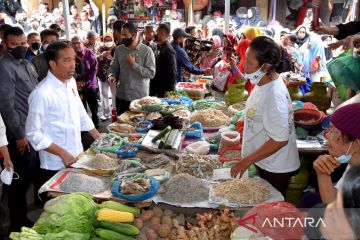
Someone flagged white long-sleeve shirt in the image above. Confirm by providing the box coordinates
[0,114,8,148]
[26,71,95,170]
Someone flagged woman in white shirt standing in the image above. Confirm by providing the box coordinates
[231,36,300,195]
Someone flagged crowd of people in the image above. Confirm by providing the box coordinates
[0,1,359,239]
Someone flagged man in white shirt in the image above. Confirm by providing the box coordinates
[26,41,101,198]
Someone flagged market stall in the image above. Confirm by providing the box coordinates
[10,75,333,239]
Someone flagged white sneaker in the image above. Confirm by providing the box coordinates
[100,115,107,121]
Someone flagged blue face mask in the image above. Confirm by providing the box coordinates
[335,142,353,164]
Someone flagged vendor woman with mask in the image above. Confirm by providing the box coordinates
[231,36,300,195]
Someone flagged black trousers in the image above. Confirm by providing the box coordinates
[81,88,99,129]
[3,141,37,232]
[35,168,58,205]
[115,98,131,116]
[256,166,299,197]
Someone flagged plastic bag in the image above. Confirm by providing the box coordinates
[185,141,210,155]
[243,202,304,240]
[213,60,231,91]
[219,131,241,153]
[218,146,242,163]
[327,54,360,91]
[185,122,204,139]
[115,145,138,158]
[230,110,245,124]
[310,56,320,71]
[111,177,160,202]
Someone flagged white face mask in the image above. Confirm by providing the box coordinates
[244,64,266,85]
[1,168,19,185]
[42,44,49,50]
[104,41,113,48]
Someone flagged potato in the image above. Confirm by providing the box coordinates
[140,210,155,222]
[133,218,144,229]
[161,216,173,228]
[145,228,158,240]
[163,209,174,217]
[137,233,147,240]
[157,224,171,238]
[149,217,161,230]
[153,206,163,218]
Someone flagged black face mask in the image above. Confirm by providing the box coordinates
[122,36,134,47]
[31,42,40,51]
[8,46,28,59]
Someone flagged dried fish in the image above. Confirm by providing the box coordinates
[86,153,119,170]
[212,178,270,205]
[120,178,150,195]
[141,154,171,169]
[160,174,209,203]
[175,154,221,179]
[59,173,109,195]
[190,109,230,128]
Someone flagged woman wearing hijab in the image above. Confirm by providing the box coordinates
[313,103,360,204]
[232,27,264,93]
[200,35,222,69]
[301,36,328,82]
[223,33,237,60]
[242,26,264,41]
[295,26,310,48]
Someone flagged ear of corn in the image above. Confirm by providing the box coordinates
[99,201,140,217]
[96,209,134,223]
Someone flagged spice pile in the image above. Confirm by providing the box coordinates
[175,153,221,179]
[159,174,209,203]
[190,109,230,128]
[59,173,109,195]
[86,153,119,170]
[169,208,237,240]
[212,178,270,205]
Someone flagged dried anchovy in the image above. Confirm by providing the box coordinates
[222,150,242,159]
[175,153,222,179]
[213,178,270,205]
[59,173,109,195]
[141,154,171,169]
[86,154,119,170]
[92,134,123,149]
[160,174,209,203]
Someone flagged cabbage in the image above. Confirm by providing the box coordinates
[32,193,98,236]
[44,192,98,218]
[10,228,90,240]
[33,213,94,234]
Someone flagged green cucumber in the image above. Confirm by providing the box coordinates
[96,228,136,240]
[152,126,171,143]
[99,221,140,236]
[164,129,179,149]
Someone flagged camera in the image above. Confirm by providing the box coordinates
[185,38,213,65]
[185,38,213,52]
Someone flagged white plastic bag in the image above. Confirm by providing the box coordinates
[213,60,231,91]
[185,141,210,155]
[219,131,241,152]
